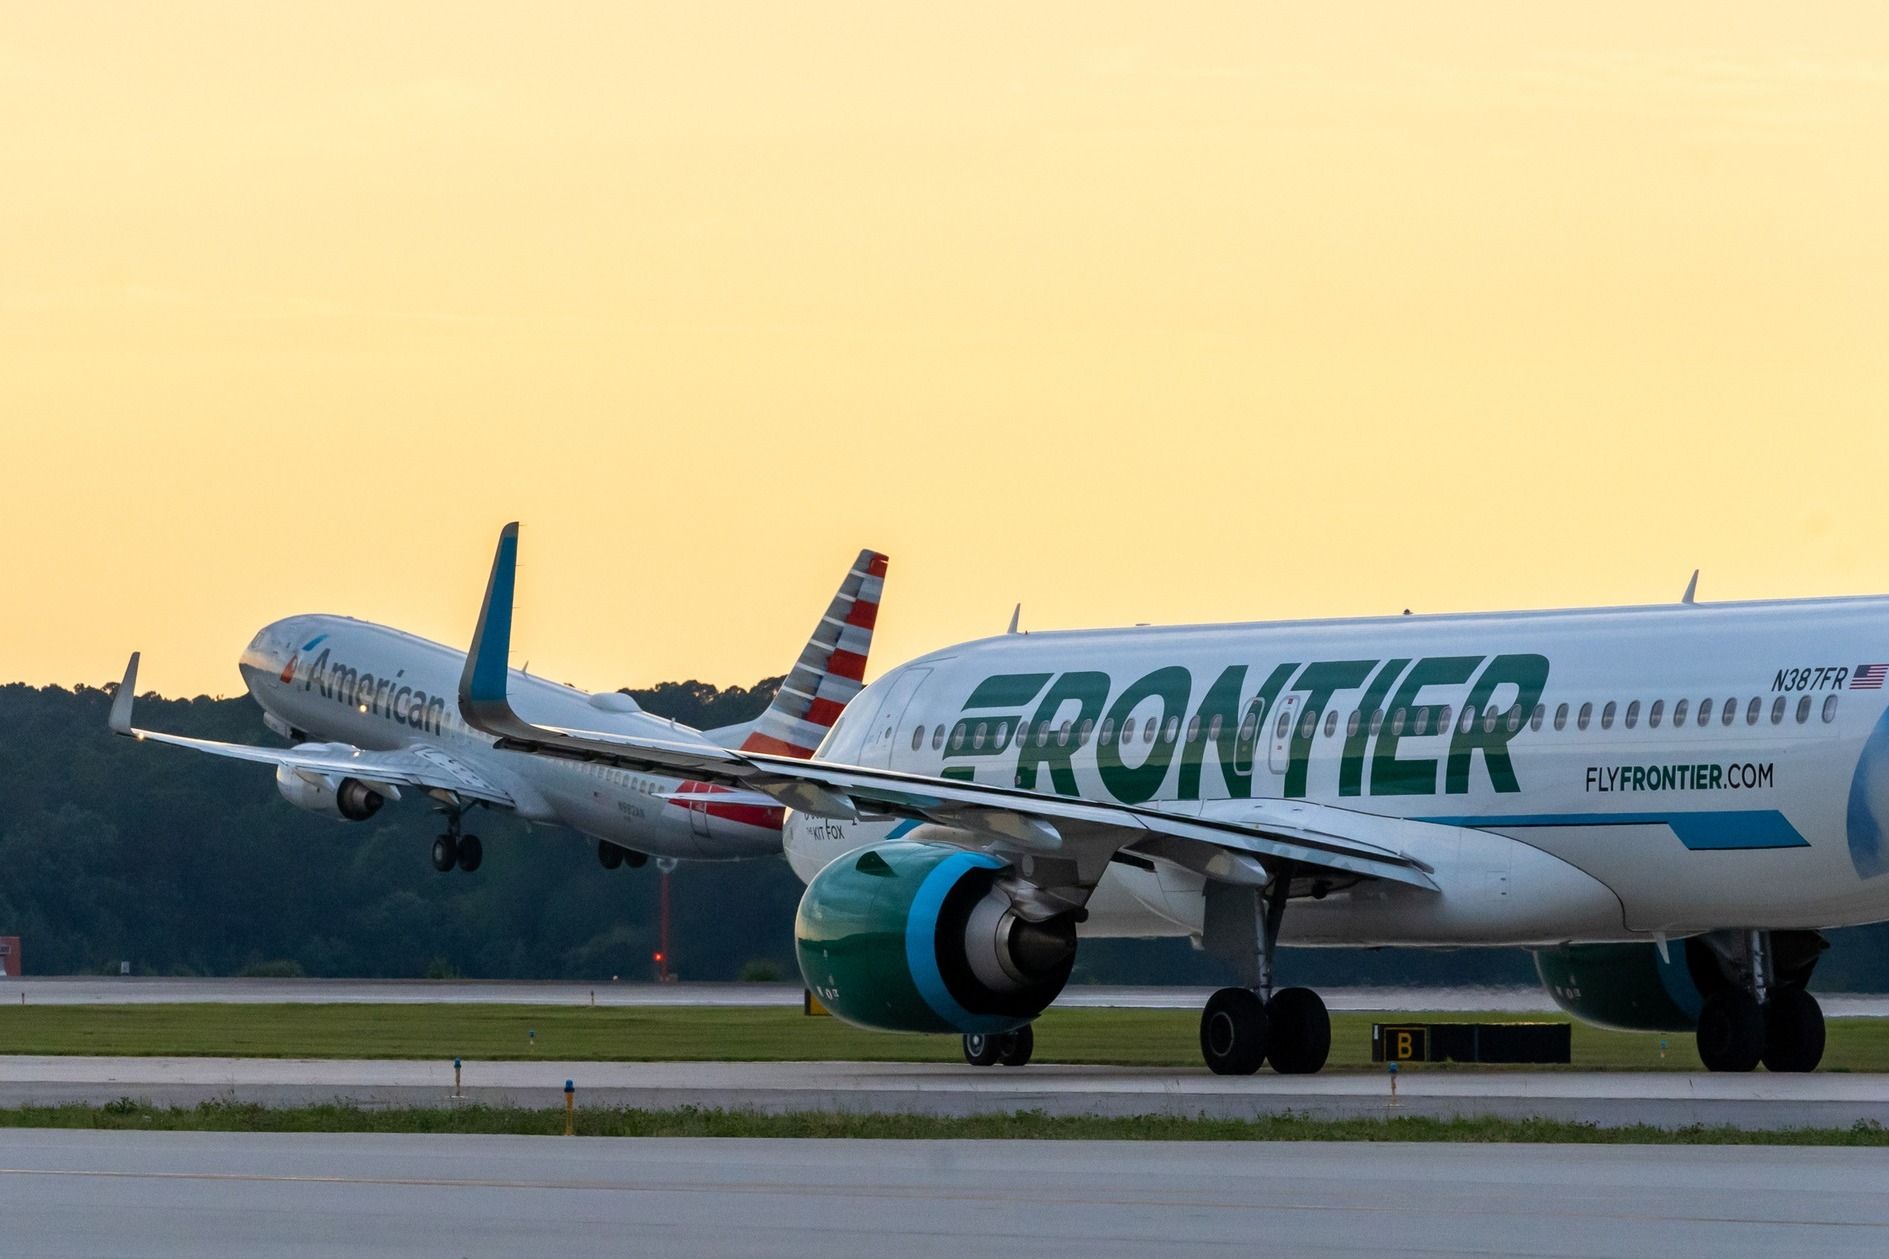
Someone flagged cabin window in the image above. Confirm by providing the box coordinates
[1600,701,1616,730]
[1624,701,1640,730]
[1207,714,1223,741]
[1723,699,1738,727]
[1481,706,1498,734]
[1164,716,1181,743]
[1346,710,1361,738]
[951,723,966,751]
[1391,707,1406,737]
[1554,703,1569,731]
[1747,697,1762,726]
[1299,712,1317,740]
[1186,716,1201,743]
[1506,704,1523,734]
[911,725,924,751]
[1672,699,1687,727]
[1370,709,1385,737]
[1098,717,1116,746]
[1238,710,1260,744]
[1323,709,1339,738]
[1459,707,1476,735]
[1770,696,1786,725]
[1414,706,1431,736]
[1276,711,1291,740]
[1648,700,1664,729]
[931,725,945,751]
[1795,696,1811,724]
[1057,721,1072,747]
[1436,704,1453,732]
[1143,716,1158,744]
[1694,698,1710,726]
[1078,718,1094,746]
[973,722,988,750]
[1577,702,1592,731]
[1824,695,1839,723]
[1529,704,1545,732]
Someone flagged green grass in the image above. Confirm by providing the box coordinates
[3,1003,1888,1070]
[5,1099,1888,1145]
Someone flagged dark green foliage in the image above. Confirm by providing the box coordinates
[1,679,1885,986]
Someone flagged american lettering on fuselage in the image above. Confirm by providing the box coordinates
[937,652,1549,803]
[286,642,449,737]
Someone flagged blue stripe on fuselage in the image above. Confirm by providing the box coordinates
[1418,809,1807,851]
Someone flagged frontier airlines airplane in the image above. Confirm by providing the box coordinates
[110,544,887,873]
[461,527,1889,1075]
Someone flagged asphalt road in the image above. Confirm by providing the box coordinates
[1,1129,1883,1258]
[9,1056,1889,1129]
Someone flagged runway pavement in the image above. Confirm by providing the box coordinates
[2,976,1572,1010]
[15,975,1889,1016]
[6,1055,1889,1129]
[1,1128,1884,1258]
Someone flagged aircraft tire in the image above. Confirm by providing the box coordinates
[1200,987,1268,1076]
[431,835,458,873]
[1761,987,1825,1073]
[997,1025,1035,1067]
[962,1033,1003,1066]
[1265,987,1332,1075]
[598,841,624,870]
[456,834,483,873]
[1696,990,1765,1072]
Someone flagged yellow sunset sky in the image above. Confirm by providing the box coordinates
[3,3,1887,698]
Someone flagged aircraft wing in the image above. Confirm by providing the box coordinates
[456,525,1436,895]
[109,653,516,808]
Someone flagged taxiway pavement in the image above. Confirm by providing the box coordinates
[6,1056,1888,1129]
[2,1129,1884,1258]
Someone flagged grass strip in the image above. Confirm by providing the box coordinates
[4,1003,1888,1071]
[3,1098,1886,1145]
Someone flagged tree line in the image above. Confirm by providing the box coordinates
[1,678,1881,990]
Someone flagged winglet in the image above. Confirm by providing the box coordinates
[1681,569,1699,605]
[109,652,140,735]
[459,523,523,733]
[1006,603,1021,635]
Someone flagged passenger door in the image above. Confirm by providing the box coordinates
[859,668,933,768]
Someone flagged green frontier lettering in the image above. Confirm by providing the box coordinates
[1176,665,1245,800]
[1283,661,1375,798]
[1446,653,1549,794]
[1371,656,1481,795]
[1095,666,1191,804]
[1339,658,1411,797]
[1014,671,1110,795]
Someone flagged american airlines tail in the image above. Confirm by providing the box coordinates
[709,550,888,758]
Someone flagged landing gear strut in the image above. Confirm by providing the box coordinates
[430,809,482,873]
[962,1025,1034,1067]
[1198,870,1330,1075]
[1693,930,1826,1072]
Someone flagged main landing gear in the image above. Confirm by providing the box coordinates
[430,809,482,873]
[1198,871,1331,1075]
[597,841,649,871]
[962,1025,1034,1067]
[1694,930,1826,1072]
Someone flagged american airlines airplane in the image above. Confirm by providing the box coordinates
[110,534,886,873]
[458,528,1889,1076]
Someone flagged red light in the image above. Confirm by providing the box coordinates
[653,952,664,962]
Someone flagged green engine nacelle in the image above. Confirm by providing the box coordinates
[795,841,1078,1035]
[1532,942,1709,1032]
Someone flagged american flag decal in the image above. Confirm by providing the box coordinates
[739,550,888,758]
[1853,664,1887,690]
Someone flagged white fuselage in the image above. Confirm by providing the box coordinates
[239,615,783,859]
[785,597,1889,946]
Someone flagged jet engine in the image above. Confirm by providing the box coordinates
[795,841,1078,1035]
[274,762,389,822]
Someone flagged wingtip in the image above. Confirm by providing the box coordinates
[109,651,140,735]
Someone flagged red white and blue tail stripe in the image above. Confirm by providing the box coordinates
[739,550,888,759]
